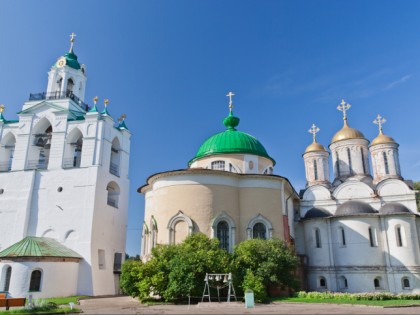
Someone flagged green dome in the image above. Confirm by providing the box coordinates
[55,51,81,70]
[189,111,275,165]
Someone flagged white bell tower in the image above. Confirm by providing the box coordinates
[46,33,87,102]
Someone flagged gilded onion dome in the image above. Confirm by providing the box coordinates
[370,114,396,146]
[331,99,366,143]
[304,124,327,154]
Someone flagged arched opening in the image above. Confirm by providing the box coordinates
[253,222,267,239]
[402,277,410,289]
[319,276,327,289]
[106,181,120,208]
[55,77,63,96]
[339,276,348,290]
[315,228,321,248]
[1,265,12,292]
[368,227,377,247]
[247,214,273,240]
[335,152,341,177]
[211,160,225,171]
[29,270,42,292]
[63,128,83,168]
[395,225,406,247]
[347,148,353,175]
[110,138,121,176]
[263,166,274,175]
[28,119,52,170]
[67,78,74,96]
[150,216,158,250]
[0,133,16,172]
[141,222,150,257]
[339,227,346,246]
[216,221,230,251]
[374,277,381,289]
[313,159,318,180]
[167,211,194,244]
[383,152,390,175]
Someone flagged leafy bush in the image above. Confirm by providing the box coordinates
[295,291,420,301]
[120,259,143,297]
[242,269,266,302]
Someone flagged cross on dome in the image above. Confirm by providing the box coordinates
[226,91,235,112]
[69,32,77,52]
[337,99,351,120]
[308,123,320,142]
[104,99,109,107]
[373,114,386,132]
[118,114,127,122]
[0,104,5,113]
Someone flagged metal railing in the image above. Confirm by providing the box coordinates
[109,163,120,177]
[0,162,12,172]
[26,160,49,170]
[29,91,90,111]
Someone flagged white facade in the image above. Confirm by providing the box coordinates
[297,107,420,294]
[0,42,130,298]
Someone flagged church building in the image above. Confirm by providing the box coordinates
[139,93,300,260]
[295,100,420,293]
[0,35,131,298]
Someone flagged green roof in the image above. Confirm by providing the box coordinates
[189,111,275,165]
[55,51,81,70]
[0,237,82,259]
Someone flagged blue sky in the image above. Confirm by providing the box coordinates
[2,1,420,256]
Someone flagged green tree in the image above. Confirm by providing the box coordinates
[231,238,299,302]
[120,259,143,297]
[414,181,420,211]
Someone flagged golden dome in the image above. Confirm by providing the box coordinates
[331,119,365,143]
[370,130,396,146]
[304,140,327,154]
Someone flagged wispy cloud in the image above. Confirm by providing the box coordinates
[383,74,412,91]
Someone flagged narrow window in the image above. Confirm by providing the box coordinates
[344,277,348,288]
[315,229,321,248]
[319,277,327,288]
[211,160,225,171]
[336,153,341,176]
[340,227,346,246]
[98,249,106,269]
[402,278,410,289]
[383,152,389,175]
[368,227,377,247]
[113,253,123,272]
[29,270,42,292]
[253,223,267,240]
[340,276,348,289]
[313,159,318,180]
[217,221,230,251]
[3,266,11,292]
[396,226,403,247]
[347,148,353,175]
[361,148,366,174]
[374,277,381,289]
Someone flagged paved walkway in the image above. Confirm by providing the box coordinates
[78,296,420,314]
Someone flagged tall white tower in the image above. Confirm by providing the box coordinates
[0,34,131,298]
[369,114,402,184]
[303,124,330,187]
[329,100,371,186]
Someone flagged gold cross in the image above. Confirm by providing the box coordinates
[118,114,126,122]
[0,104,4,113]
[226,91,235,111]
[70,32,77,43]
[93,96,98,104]
[308,124,320,142]
[104,99,109,107]
[373,114,386,131]
[337,99,351,119]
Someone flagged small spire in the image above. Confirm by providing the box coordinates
[101,99,110,115]
[0,104,6,122]
[118,114,129,130]
[337,99,351,123]
[69,32,77,53]
[308,123,320,143]
[373,114,386,134]
[226,91,235,113]
[89,96,99,113]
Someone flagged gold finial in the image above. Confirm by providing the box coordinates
[93,96,98,104]
[308,123,320,142]
[337,99,351,120]
[118,114,126,122]
[373,114,386,133]
[0,104,4,113]
[226,91,235,112]
[69,32,77,52]
[104,99,109,107]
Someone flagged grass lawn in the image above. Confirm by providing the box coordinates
[274,296,420,307]
[0,307,80,314]
[43,296,88,305]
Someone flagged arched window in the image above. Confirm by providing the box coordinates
[0,133,16,172]
[374,277,381,289]
[313,159,318,180]
[2,266,12,292]
[395,225,405,247]
[361,148,366,174]
[106,181,120,208]
[29,119,52,170]
[141,222,150,257]
[347,148,353,175]
[315,228,321,248]
[383,152,389,175]
[211,160,225,171]
[319,277,327,288]
[336,152,341,177]
[167,211,194,244]
[339,276,348,289]
[402,277,410,289]
[263,166,273,175]
[253,223,267,239]
[339,227,346,246]
[63,128,83,168]
[67,78,74,95]
[217,221,230,251]
[150,216,158,249]
[29,270,42,292]
[368,227,377,247]
[110,138,121,176]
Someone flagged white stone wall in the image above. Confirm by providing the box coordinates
[370,143,401,183]
[303,151,330,187]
